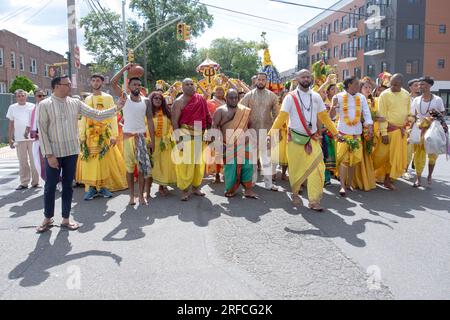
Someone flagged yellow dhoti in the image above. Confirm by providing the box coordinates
[413,139,438,177]
[336,136,363,168]
[287,139,324,204]
[374,129,407,181]
[353,144,377,191]
[174,138,206,191]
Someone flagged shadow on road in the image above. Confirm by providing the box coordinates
[8,229,122,288]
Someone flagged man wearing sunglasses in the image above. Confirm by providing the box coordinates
[36,75,126,233]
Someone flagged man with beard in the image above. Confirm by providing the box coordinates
[172,78,212,201]
[77,74,127,201]
[268,70,343,211]
[240,72,280,192]
[212,89,257,199]
[111,64,155,206]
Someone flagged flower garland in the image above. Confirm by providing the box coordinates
[155,109,164,138]
[343,94,362,127]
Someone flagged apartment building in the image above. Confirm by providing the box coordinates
[297,0,450,114]
[0,29,92,95]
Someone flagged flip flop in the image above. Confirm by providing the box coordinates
[309,206,324,212]
[181,195,189,202]
[244,194,259,199]
[269,186,279,192]
[60,222,80,231]
[36,219,54,233]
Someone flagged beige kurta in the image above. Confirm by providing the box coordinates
[240,88,280,131]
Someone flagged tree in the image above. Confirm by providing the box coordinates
[9,76,36,94]
[196,38,262,84]
[80,0,213,88]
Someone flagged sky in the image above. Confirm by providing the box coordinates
[0,0,336,72]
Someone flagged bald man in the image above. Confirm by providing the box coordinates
[172,78,212,201]
[373,74,413,190]
[269,70,343,211]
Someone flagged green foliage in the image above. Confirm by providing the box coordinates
[80,0,213,87]
[9,76,36,94]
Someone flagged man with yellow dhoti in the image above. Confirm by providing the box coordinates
[412,77,446,187]
[269,70,343,211]
[172,79,212,201]
[212,89,258,198]
[373,74,412,190]
[332,77,373,197]
[77,74,127,200]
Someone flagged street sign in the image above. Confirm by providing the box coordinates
[74,46,81,69]
[71,74,78,89]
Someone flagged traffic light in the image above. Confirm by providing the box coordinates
[176,23,185,41]
[127,49,134,63]
[183,24,191,41]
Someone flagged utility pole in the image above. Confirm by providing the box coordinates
[122,0,127,90]
[143,23,148,90]
[67,0,78,90]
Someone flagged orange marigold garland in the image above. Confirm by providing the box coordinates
[343,94,362,127]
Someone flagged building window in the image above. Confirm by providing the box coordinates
[353,38,358,52]
[367,65,375,77]
[0,82,6,93]
[358,6,365,20]
[0,48,3,66]
[438,59,445,69]
[19,54,25,71]
[334,46,339,58]
[343,69,350,80]
[386,26,392,40]
[334,19,339,33]
[354,67,361,78]
[311,55,315,64]
[381,61,389,72]
[406,60,419,74]
[439,25,446,34]
[406,24,420,40]
[311,33,315,44]
[358,37,364,50]
[30,58,37,74]
[11,52,16,69]
[45,64,51,77]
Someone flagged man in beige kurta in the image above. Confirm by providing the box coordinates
[240,72,280,191]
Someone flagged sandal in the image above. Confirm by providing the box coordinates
[36,219,54,233]
[16,185,28,191]
[60,222,80,231]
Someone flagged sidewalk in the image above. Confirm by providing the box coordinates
[0,146,17,160]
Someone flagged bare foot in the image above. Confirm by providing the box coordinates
[139,197,148,206]
[413,178,422,188]
[292,194,303,206]
[225,191,237,198]
[309,203,324,212]
[193,188,206,197]
[427,176,432,186]
[244,190,258,199]
[384,181,396,191]
[129,197,136,206]
[181,191,190,201]
[281,174,289,181]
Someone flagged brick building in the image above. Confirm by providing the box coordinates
[297,0,450,115]
[0,29,92,95]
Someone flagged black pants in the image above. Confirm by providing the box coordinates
[44,155,78,219]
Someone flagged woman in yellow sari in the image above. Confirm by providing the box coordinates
[148,91,177,196]
[353,78,378,191]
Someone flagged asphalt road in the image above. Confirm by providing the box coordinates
[0,146,448,300]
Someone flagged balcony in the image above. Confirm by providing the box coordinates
[339,48,358,63]
[297,49,308,55]
[313,33,328,48]
[364,38,386,56]
[365,1,388,28]
[340,21,358,35]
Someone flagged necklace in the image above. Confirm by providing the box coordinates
[343,93,362,126]
[297,91,313,129]
[419,95,434,116]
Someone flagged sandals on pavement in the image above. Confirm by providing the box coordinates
[36,219,54,233]
[16,185,28,191]
[60,222,80,231]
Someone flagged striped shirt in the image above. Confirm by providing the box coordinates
[38,95,118,158]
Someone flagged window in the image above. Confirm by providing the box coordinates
[406,24,420,40]
[19,54,24,71]
[0,82,6,93]
[45,64,51,77]
[386,26,392,40]
[358,6,365,20]
[328,23,332,35]
[11,52,16,69]
[341,43,347,57]
[406,60,419,74]
[354,67,361,78]
[381,61,389,72]
[334,19,339,33]
[358,36,364,50]
[0,48,3,66]
[343,69,350,79]
[342,15,348,30]
[30,58,37,74]
[334,46,339,58]
[353,38,358,52]
[311,55,315,64]
[439,25,446,34]
[367,65,375,77]
[311,33,315,44]
[316,52,320,61]
[438,59,445,69]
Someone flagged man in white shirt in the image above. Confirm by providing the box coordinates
[332,77,373,197]
[411,77,446,187]
[268,70,344,211]
[6,89,39,190]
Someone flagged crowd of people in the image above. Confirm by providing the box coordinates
[5,62,449,233]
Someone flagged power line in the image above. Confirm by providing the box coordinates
[196,1,296,26]
[23,0,54,24]
[0,3,39,23]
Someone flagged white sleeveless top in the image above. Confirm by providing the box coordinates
[123,96,148,134]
